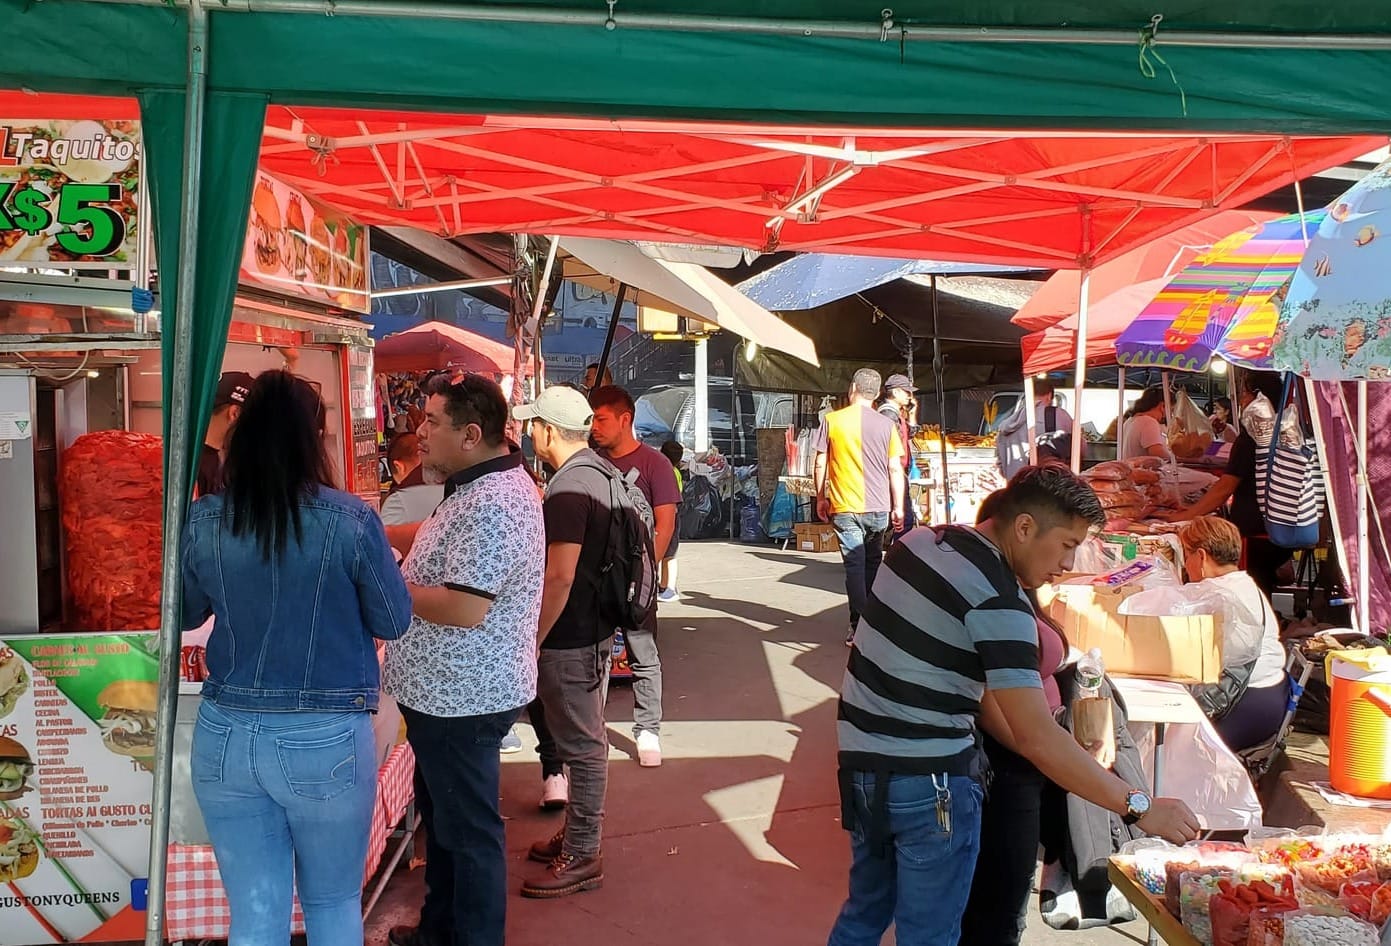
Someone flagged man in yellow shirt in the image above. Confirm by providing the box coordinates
[813,368,906,645]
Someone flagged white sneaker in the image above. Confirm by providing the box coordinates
[540,773,568,810]
[658,588,679,603]
[636,730,662,767]
[500,727,523,754]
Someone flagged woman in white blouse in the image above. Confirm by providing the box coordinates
[1178,516,1289,751]
[1120,387,1174,461]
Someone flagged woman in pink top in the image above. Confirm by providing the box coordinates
[959,490,1076,946]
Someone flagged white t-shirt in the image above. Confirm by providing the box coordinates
[1200,570,1287,690]
[1121,413,1172,461]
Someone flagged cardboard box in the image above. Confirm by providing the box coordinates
[793,522,840,554]
[1040,582,1224,685]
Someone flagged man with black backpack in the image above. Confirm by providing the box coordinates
[514,386,657,899]
[589,385,680,768]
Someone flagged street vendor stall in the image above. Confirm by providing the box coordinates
[0,109,409,942]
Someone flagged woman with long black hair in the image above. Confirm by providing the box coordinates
[182,370,412,946]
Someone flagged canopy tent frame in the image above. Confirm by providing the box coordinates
[65,0,1391,50]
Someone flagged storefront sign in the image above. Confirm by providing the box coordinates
[0,634,158,945]
[0,121,142,269]
[240,170,370,313]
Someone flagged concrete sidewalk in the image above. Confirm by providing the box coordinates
[366,541,1147,946]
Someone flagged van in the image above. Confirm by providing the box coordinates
[633,380,794,465]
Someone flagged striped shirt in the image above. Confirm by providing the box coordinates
[838,524,1042,775]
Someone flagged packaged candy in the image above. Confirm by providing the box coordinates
[1294,853,1379,908]
[1181,871,1235,946]
[1281,910,1379,946]
[1210,878,1298,946]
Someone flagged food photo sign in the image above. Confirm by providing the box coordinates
[0,120,141,269]
[240,169,370,313]
[0,635,158,944]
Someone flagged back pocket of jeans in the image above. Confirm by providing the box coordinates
[275,730,357,801]
[192,714,233,784]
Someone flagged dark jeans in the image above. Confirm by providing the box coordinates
[961,739,1047,946]
[401,703,523,946]
[890,482,916,545]
[827,771,984,946]
[832,512,890,628]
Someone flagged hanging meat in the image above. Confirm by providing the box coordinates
[59,430,163,631]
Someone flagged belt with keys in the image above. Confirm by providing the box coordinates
[932,773,952,834]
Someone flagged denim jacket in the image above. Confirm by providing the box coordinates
[181,487,412,712]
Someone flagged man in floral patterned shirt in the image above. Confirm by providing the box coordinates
[384,373,544,946]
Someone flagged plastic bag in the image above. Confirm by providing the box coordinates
[1120,581,1229,618]
[1281,910,1380,946]
[1120,838,1180,895]
[1131,716,1264,831]
[1242,392,1277,446]
[1170,390,1216,459]
[1182,870,1235,945]
[763,483,795,539]
[1294,853,1380,908]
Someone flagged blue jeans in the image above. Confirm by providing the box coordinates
[832,512,890,628]
[191,701,376,946]
[401,704,522,946]
[828,773,985,946]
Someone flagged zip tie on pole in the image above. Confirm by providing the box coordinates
[880,8,894,42]
[604,0,616,30]
[1138,14,1189,117]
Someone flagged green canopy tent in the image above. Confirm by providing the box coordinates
[6,3,1391,943]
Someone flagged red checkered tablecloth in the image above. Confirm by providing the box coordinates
[166,742,416,942]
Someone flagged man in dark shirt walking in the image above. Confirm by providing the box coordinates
[588,385,680,767]
[513,386,616,898]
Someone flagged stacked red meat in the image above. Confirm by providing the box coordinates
[60,431,163,631]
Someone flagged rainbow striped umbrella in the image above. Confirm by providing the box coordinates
[1114,210,1321,372]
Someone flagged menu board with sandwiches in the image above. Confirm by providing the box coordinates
[0,635,158,945]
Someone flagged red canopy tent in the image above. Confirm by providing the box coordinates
[1010,210,1277,331]
[256,108,1376,269]
[374,321,533,375]
[1021,278,1171,375]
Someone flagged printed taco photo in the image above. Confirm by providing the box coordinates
[97,679,157,768]
[0,816,39,883]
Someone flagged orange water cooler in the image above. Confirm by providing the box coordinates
[1327,649,1391,800]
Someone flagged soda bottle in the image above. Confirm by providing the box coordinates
[1075,648,1105,698]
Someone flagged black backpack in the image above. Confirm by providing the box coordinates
[566,454,658,631]
[1037,405,1084,464]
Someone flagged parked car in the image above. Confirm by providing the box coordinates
[633,380,793,466]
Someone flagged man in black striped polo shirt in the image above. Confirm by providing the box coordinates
[828,466,1198,946]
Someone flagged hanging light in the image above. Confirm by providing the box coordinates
[1211,359,1228,376]
[1035,372,1049,380]
[744,342,759,363]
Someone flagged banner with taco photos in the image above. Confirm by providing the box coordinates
[240,169,370,312]
[0,634,158,944]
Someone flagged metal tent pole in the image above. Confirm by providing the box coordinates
[694,336,710,453]
[78,0,1391,49]
[1357,380,1371,637]
[594,283,628,387]
[1070,266,1092,471]
[931,275,950,520]
[145,1,207,943]
[532,237,559,395]
[1024,374,1039,467]
[1116,365,1127,456]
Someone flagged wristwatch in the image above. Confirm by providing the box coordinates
[1123,789,1152,825]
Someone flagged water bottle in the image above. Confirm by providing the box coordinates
[1075,648,1105,699]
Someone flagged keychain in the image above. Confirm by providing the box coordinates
[932,774,952,834]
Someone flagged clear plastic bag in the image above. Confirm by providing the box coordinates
[1170,390,1216,459]
[1280,909,1380,946]
[1241,392,1277,446]
[1182,870,1236,945]
[1120,838,1179,895]
[1119,581,1227,618]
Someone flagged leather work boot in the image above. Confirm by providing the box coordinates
[529,828,565,863]
[520,852,604,899]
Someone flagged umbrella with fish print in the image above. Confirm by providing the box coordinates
[1115,211,1321,372]
[1273,158,1391,380]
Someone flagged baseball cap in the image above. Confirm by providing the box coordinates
[884,373,913,393]
[214,371,254,408]
[512,386,594,431]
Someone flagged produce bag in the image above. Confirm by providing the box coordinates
[1210,878,1299,946]
[1170,389,1216,459]
[60,430,163,631]
[1182,870,1237,945]
[1281,910,1380,946]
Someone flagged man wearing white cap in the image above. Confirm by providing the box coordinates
[512,387,617,899]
